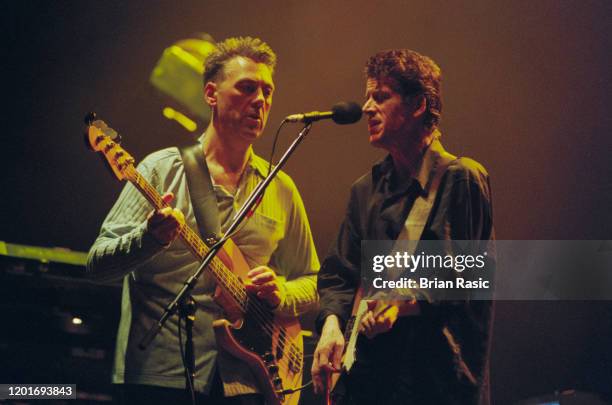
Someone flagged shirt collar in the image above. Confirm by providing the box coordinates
[197,134,267,178]
[372,129,446,195]
[247,150,270,178]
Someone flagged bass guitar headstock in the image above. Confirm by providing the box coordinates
[84,112,135,182]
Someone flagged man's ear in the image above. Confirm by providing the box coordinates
[411,95,427,119]
[204,81,217,107]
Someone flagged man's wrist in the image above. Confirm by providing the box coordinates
[323,314,341,332]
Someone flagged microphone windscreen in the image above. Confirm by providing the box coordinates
[331,101,362,125]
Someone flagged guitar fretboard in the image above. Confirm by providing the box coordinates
[128,167,249,309]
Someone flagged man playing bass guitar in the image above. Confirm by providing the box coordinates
[87,36,319,405]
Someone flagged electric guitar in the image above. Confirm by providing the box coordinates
[85,116,303,405]
[326,288,395,405]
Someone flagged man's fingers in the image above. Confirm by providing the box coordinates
[313,318,345,395]
[256,282,278,294]
[147,209,167,225]
[312,351,328,395]
[247,267,277,287]
[149,207,182,224]
[311,374,321,394]
[146,192,184,245]
[154,218,179,232]
[331,341,344,370]
[151,219,181,236]
[311,354,323,394]
[161,192,174,204]
[361,308,399,339]
[312,345,339,394]
[250,272,275,285]
[147,206,184,245]
[316,347,330,375]
[245,267,280,306]
[247,266,268,278]
[360,312,374,331]
[361,312,378,338]
[245,281,277,295]
[312,371,323,394]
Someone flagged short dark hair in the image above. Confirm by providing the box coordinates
[203,36,276,84]
[365,49,442,130]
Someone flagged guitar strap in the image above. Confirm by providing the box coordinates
[386,143,457,303]
[179,143,221,244]
[394,146,457,243]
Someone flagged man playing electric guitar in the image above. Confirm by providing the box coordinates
[312,49,494,405]
[87,37,319,405]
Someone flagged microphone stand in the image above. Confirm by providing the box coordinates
[178,296,197,403]
[138,122,313,386]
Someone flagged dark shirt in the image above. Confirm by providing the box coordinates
[316,138,494,405]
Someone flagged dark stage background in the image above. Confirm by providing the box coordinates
[1,1,611,404]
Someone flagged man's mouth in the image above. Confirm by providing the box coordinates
[245,112,262,126]
[368,119,381,133]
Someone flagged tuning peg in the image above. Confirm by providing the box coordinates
[84,112,97,126]
[103,127,122,143]
[268,364,279,374]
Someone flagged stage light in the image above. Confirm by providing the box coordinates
[163,107,197,132]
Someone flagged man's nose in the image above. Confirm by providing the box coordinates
[252,87,265,107]
[362,99,374,115]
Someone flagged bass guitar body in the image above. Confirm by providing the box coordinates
[214,316,303,405]
[212,238,303,405]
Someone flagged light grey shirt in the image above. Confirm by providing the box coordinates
[87,146,319,395]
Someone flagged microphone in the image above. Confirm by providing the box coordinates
[285,101,362,125]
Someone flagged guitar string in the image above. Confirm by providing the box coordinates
[127,165,304,371]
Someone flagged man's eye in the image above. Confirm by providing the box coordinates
[238,82,257,93]
[374,92,388,103]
